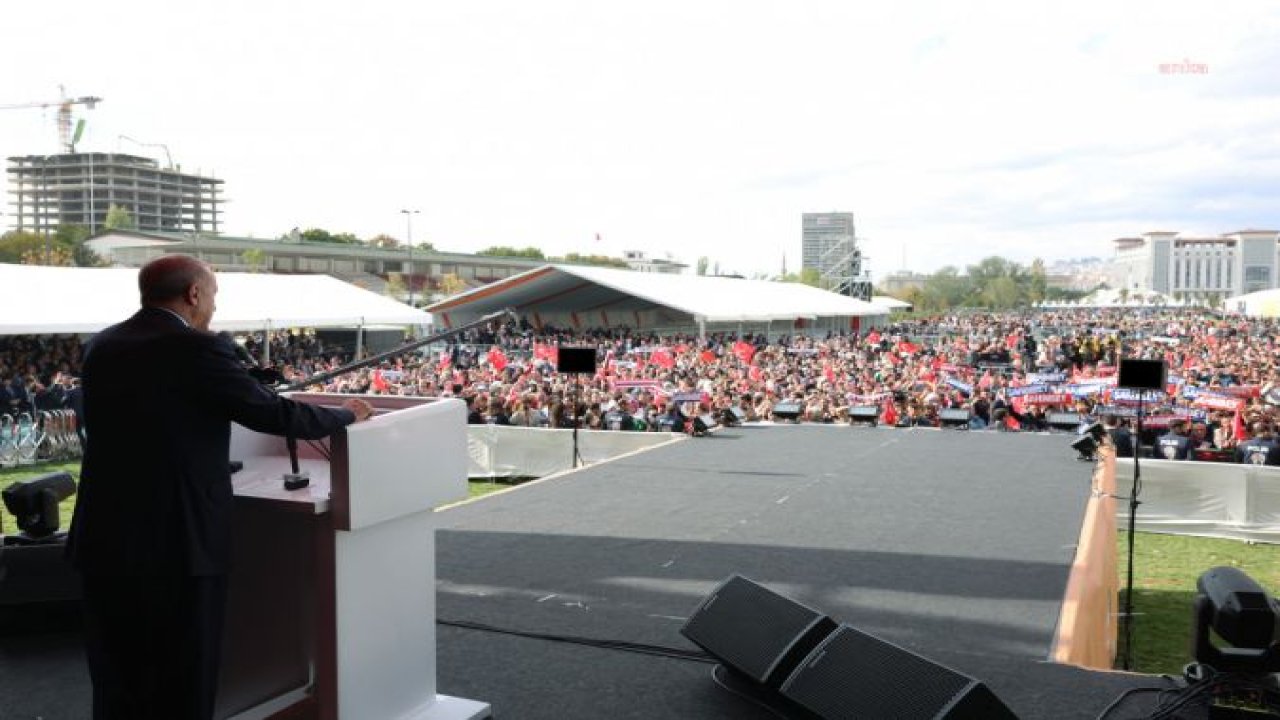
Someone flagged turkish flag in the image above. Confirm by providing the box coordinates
[733,340,756,364]
[652,348,676,369]
[487,347,508,371]
[882,397,898,425]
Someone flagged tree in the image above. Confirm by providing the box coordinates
[696,257,709,276]
[385,273,407,299]
[0,230,47,264]
[439,273,466,296]
[104,204,134,230]
[368,234,400,249]
[1028,258,1048,305]
[477,246,546,259]
[241,248,267,272]
[300,228,361,244]
[555,253,628,268]
[20,245,74,266]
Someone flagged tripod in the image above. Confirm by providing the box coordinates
[570,379,584,468]
[1120,395,1145,671]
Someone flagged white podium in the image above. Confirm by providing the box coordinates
[217,394,490,720]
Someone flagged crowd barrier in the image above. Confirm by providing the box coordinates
[466,425,684,479]
[1052,447,1120,670]
[0,411,82,468]
[1114,458,1280,544]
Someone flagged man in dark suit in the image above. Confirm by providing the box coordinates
[67,255,373,720]
[1103,415,1135,458]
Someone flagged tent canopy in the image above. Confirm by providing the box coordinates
[1225,288,1280,317]
[427,264,886,326]
[0,264,430,335]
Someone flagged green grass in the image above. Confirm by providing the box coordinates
[1117,531,1280,675]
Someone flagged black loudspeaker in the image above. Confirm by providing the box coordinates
[721,406,747,426]
[848,405,879,426]
[693,414,718,435]
[1118,358,1166,391]
[556,345,597,374]
[781,624,1019,720]
[1045,412,1083,432]
[682,576,837,688]
[772,401,803,421]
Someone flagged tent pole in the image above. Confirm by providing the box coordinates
[262,322,272,366]
[697,316,706,342]
[357,324,365,360]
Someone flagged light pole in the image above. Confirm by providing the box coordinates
[400,209,420,307]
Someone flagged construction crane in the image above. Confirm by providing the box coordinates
[0,86,103,153]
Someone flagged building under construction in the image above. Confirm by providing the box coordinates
[6,152,223,235]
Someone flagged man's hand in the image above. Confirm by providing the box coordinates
[343,398,375,422]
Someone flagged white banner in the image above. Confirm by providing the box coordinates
[1114,459,1280,544]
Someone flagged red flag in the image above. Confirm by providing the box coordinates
[732,340,756,364]
[1233,408,1249,443]
[372,369,389,393]
[897,340,920,355]
[866,331,881,346]
[487,347,508,371]
[699,349,716,364]
[823,361,835,383]
[652,348,676,369]
[882,397,898,425]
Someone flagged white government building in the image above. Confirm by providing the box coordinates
[1108,229,1280,300]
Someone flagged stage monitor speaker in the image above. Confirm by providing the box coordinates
[781,624,1018,720]
[556,346,597,375]
[681,575,837,688]
[938,408,971,429]
[848,405,879,426]
[1118,358,1166,392]
[693,413,718,435]
[1045,412,1083,432]
[772,401,802,421]
[722,406,747,426]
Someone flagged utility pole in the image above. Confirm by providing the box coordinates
[400,209,420,307]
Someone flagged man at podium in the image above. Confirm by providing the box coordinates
[67,255,373,720]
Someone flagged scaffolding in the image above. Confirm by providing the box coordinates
[802,212,873,301]
[6,152,222,234]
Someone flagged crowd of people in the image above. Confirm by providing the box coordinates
[5,307,1280,462]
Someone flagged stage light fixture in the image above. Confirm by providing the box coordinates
[2,472,77,544]
[1192,566,1280,673]
[1070,435,1098,462]
[847,405,879,427]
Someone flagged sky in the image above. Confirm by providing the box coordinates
[4,0,1280,278]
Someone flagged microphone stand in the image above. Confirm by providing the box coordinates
[247,309,514,490]
[278,309,516,393]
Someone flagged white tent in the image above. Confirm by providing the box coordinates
[1225,288,1280,317]
[0,263,431,335]
[428,264,886,334]
[870,295,911,311]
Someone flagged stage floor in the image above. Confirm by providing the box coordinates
[2,425,1166,719]
[433,425,1157,720]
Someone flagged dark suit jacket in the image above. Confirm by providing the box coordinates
[68,307,355,577]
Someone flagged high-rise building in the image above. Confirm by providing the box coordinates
[801,212,871,299]
[6,152,223,235]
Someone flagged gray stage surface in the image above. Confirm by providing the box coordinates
[2,425,1170,719]
[434,425,1161,720]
